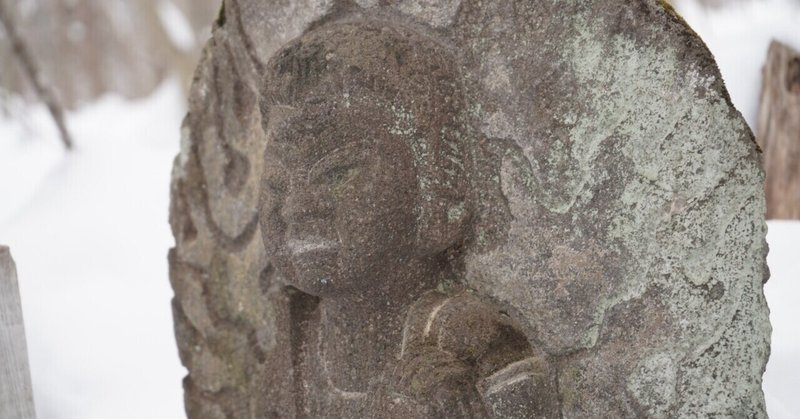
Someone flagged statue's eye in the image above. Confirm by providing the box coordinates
[319,165,359,186]
[309,145,368,187]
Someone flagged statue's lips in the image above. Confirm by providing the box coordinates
[286,237,340,256]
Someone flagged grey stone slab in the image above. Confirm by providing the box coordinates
[1,246,36,419]
[169,1,770,417]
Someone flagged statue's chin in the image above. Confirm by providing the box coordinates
[282,250,342,298]
[284,280,325,298]
[270,251,339,297]
[285,272,375,303]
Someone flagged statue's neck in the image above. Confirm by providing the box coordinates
[319,300,406,393]
[316,254,454,392]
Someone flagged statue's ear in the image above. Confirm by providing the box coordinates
[412,127,471,256]
[414,195,470,256]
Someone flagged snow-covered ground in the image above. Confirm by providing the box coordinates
[0,81,186,419]
[0,1,798,418]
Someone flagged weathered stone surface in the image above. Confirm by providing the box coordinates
[169,0,770,417]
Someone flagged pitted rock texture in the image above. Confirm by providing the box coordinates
[169,0,770,417]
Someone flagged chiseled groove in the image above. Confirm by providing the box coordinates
[228,0,265,74]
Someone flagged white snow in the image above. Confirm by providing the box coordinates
[0,80,186,419]
[157,0,196,52]
[0,1,798,418]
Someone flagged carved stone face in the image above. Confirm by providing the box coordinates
[261,93,421,299]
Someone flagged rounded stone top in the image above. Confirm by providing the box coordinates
[169,1,770,416]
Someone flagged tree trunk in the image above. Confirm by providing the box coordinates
[0,247,36,419]
[0,0,220,109]
[757,40,800,219]
[0,1,73,150]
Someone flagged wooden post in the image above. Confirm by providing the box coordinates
[0,246,36,419]
[756,40,800,219]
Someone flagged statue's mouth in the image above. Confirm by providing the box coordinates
[286,237,339,255]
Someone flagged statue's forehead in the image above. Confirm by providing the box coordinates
[265,113,372,168]
[266,95,379,135]
[264,96,393,163]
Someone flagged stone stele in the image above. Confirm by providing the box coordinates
[168,1,770,417]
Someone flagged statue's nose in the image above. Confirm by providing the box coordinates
[280,186,334,224]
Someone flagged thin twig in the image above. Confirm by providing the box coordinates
[0,1,73,150]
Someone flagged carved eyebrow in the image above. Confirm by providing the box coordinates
[303,96,327,105]
[307,143,369,184]
[266,106,337,146]
[268,104,297,118]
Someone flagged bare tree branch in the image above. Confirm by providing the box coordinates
[0,0,73,150]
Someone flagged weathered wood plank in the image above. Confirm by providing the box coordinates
[757,40,800,219]
[0,246,36,419]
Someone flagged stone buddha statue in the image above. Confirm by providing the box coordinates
[258,21,559,417]
[170,2,770,417]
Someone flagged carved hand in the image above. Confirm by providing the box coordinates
[390,346,488,418]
